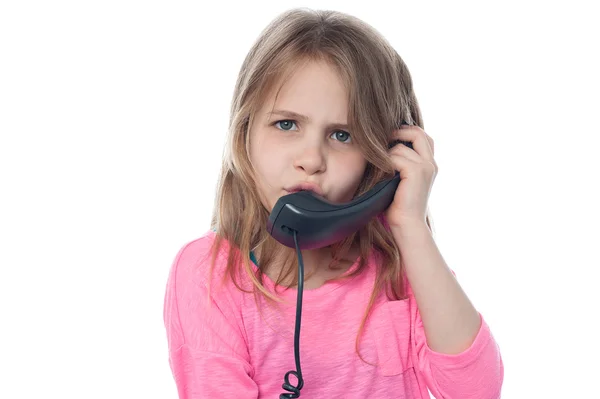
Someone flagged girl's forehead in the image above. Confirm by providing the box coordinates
[260,66,350,110]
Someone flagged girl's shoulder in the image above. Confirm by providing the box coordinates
[169,230,231,289]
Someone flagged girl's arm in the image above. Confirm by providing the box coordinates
[392,221,504,398]
[163,244,259,399]
[391,221,481,354]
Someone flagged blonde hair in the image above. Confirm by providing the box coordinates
[208,7,434,364]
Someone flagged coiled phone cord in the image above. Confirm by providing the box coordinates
[279,230,305,398]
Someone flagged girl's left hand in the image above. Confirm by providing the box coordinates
[384,123,438,229]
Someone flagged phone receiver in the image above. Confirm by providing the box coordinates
[267,138,413,250]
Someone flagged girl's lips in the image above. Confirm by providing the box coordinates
[284,182,324,196]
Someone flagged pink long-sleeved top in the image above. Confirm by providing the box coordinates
[163,231,504,398]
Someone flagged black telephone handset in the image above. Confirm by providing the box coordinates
[267,139,413,250]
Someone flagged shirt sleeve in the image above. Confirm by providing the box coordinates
[163,242,259,398]
[409,271,504,399]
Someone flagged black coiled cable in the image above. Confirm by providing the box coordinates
[279,230,305,398]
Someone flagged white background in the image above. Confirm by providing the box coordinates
[1,1,599,398]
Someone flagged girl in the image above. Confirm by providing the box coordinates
[163,8,504,399]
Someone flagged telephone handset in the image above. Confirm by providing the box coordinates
[267,138,413,250]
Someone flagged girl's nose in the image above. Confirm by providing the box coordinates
[293,140,326,175]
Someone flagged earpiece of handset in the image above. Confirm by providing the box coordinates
[388,120,414,150]
[388,139,413,150]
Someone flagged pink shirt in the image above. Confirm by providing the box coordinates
[163,231,504,398]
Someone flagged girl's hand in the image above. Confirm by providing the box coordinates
[385,123,438,229]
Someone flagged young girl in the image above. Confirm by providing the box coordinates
[163,8,504,399]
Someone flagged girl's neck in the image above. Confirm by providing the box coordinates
[254,242,360,279]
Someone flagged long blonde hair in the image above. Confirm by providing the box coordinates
[208,7,434,363]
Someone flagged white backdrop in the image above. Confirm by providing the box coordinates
[1,1,599,398]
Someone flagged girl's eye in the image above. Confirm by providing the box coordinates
[274,120,351,143]
[331,130,351,143]
[274,120,297,131]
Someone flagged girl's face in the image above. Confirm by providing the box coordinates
[249,60,368,211]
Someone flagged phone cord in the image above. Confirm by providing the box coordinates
[279,230,305,398]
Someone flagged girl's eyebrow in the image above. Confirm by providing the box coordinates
[267,109,350,130]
